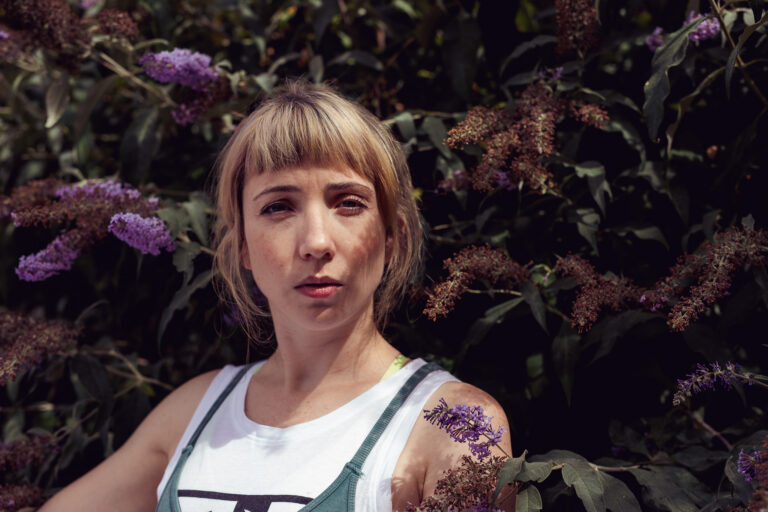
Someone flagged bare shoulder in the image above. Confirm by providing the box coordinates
[391,380,511,511]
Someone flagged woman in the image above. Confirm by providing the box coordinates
[40,81,511,511]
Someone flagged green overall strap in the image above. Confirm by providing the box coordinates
[301,362,442,511]
[155,364,253,512]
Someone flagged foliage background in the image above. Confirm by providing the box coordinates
[1,0,768,510]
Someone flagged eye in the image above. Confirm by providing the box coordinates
[337,196,368,213]
[260,201,291,215]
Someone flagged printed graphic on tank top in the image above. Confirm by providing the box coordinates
[157,359,458,512]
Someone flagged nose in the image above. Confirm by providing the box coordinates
[298,208,335,261]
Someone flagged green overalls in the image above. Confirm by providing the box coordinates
[155,362,441,512]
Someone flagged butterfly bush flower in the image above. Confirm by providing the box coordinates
[0,30,9,39]
[686,12,720,43]
[108,213,175,255]
[0,483,45,512]
[646,27,664,52]
[424,398,507,460]
[15,231,80,281]
[139,48,219,91]
[672,361,756,406]
[739,449,763,483]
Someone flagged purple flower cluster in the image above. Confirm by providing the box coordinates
[15,231,80,282]
[0,30,9,40]
[647,12,720,52]
[108,213,175,255]
[738,449,762,483]
[686,12,720,43]
[672,361,754,406]
[639,292,668,311]
[139,48,219,91]
[424,398,507,460]
[55,180,145,202]
[646,27,664,52]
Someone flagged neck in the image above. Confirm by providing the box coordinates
[264,306,399,392]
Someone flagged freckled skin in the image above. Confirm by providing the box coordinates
[240,165,391,335]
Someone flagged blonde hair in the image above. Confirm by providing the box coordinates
[211,80,423,342]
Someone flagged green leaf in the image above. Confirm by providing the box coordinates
[569,208,600,254]
[672,445,728,472]
[74,75,118,141]
[172,240,202,285]
[517,460,555,482]
[603,118,646,164]
[182,192,211,244]
[312,0,338,43]
[521,281,547,333]
[628,466,712,511]
[599,472,641,512]
[585,311,657,365]
[562,459,606,512]
[156,206,190,237]
[392,111,416,142]
[612,225,669,250]
[327,50,384,70]
[552,323,580,405]
[309,55,324,84]
[500,35,557,75]
[725,12,768,98]
[119,107,160,183]
[665,66,724,154]
[643,17,706,139]
[421,116,451,158]
[443,14,481,100]
[493,451,527,502]
[254,72,278,92]
[573,161,612,217]
[45,72,70,129]
[457,298,524,365]
[608,421,651,458]
[158,270,213,345]
[70,353,112,405]
[514,485,544,511]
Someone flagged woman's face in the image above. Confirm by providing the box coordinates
[241,165,391,333]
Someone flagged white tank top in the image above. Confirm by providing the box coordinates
[156,358,458,511]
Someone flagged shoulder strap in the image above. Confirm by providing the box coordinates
[348,362,441,470]
[155,364,253,512]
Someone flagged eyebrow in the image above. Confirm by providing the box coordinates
[251,181,374,202]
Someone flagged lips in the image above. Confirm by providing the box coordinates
[295,276,342,299]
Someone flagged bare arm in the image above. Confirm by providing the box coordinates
[39,370,219,512]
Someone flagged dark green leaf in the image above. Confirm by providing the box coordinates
[158,270,213,345]
[457,298,524,366]
[312,0,338,43]
[603,118,646,164]
[608,421,650,458]
[573,161,612,217]
[569,208,600,254]
[156,206,190,237]
[309,55,324,84]
[517,460,555,482]
[443,15,481,99]
[612,225,669,250]
[749,0,764,22]
[421,116,451,158]
[172,241,202,286]
[725,12,768,98]
[643,17,706,139]
[629,466,712,511]
[119,107,160,182]
[182,192,211,244]
[562,459,606,512]
[599,472,641,512]
[521,281,547,333]
[585,311,657,365]
[45,73,70,129]
[74,75,118,141]
[70,353,112,404]
[327,50,384,71]
[514,485,544,511]
[665,66,724,154]
[392,112,416,142]
[493,451,527,502]
[500,35,558,74]
[672,445,728,472]
[552,323,579,404]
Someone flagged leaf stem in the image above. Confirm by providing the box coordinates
[708,0,768,108]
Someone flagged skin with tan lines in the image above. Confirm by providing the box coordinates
[40,82,513,511]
